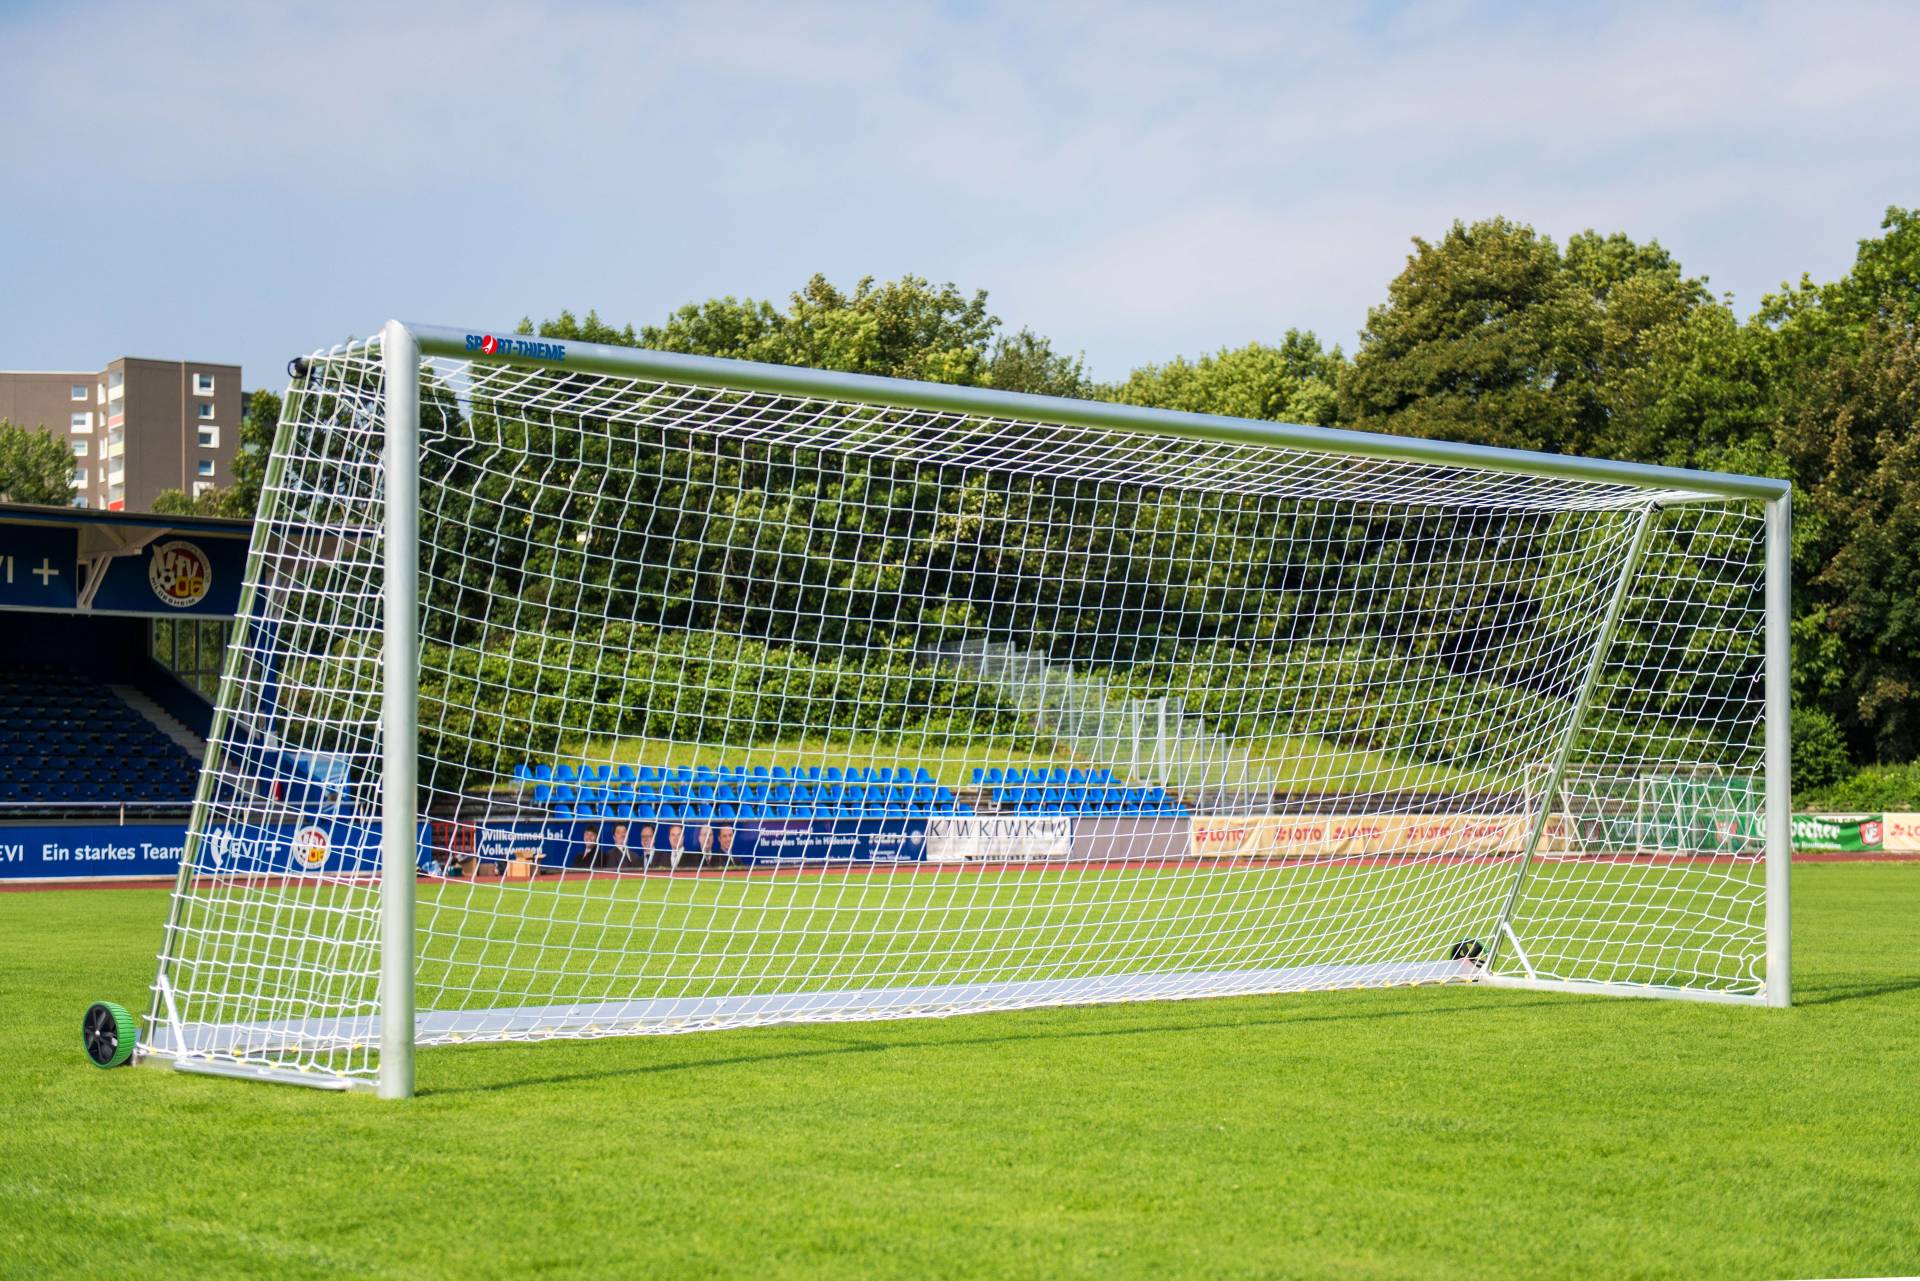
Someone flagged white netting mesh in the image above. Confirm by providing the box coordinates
[147,336,1775,1083]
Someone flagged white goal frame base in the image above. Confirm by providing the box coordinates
[139,959,1770,1092]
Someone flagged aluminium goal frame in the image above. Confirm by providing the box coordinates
[166,319,1796,1100]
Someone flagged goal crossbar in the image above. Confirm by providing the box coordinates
[405,323,1791,502]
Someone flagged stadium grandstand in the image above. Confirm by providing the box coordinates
[516,761,1190,822]
[0,503,246,879]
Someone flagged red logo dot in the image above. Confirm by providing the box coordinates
[481,335,499,355]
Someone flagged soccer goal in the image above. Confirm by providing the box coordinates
[139,320,1791,1097]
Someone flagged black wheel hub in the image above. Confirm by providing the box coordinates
[83,1002,123,1067]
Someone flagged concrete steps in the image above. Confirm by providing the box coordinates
[109,684,208,763]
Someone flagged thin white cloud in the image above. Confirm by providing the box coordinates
[1,0,1913,381]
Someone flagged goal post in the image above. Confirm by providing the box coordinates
[142,319,1793,1097]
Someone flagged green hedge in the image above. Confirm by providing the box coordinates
[1798,762,1920,812]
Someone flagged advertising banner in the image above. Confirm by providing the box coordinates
[925,815,1074,863]
[197,817,386,876]
[427,816,934,872]
[1790,814,1883,852]
[727,818,928,865]
[1191,813,1535,860]
[424,818,574,874]
[1882,813,1920,854]
[0,823,187,880]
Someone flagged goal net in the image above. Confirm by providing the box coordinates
[144,323,1789,1094]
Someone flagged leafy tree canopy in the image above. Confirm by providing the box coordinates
[1761,206,1920,365]
[1106,331,1341,426]
[0,418,77,505]
[1339,218,1726,460]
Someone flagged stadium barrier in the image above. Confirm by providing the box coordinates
[1190,814,1542,861]
[9,810,1920,883]
[0,824,186,881]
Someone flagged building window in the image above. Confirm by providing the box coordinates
[152,618,230,700]
[72,467,86,486]
[197,459,215,477]
[71,412,92,433]
[107,371,124,399]
[72,440,89,458]
[192,481,214,498]
[197,402,215,420]
[198,426,219,448]
[71,383,88,401]
[193,373,215,394]
[72,497,89,509]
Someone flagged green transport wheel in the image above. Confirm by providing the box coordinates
[1448,939,1486,966]
[83,1001,138,1068]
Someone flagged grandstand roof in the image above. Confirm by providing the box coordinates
[0,501,249,618]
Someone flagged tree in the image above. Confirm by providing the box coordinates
[1599,300,1778,470]
[1762,207,1920,368]
[1339,219,1728,460]
[222,389,280,516]
[0,418,77,505]
[148,488,198,515]
[1339,218,1601,452]
[1766,211,1920,761]
[1779,324,1920,759]
[527,275,1008,390]
[987,328,1092,399]
[1106,331,1342,426]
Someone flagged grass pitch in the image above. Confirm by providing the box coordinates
[2,865,1916,1279]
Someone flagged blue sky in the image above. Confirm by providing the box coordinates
[2,0,1915,389]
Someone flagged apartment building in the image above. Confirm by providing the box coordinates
[0,357,242,511]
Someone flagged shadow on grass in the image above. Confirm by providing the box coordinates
[427,994,1568,1098]
[1791,977,1920,1006]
